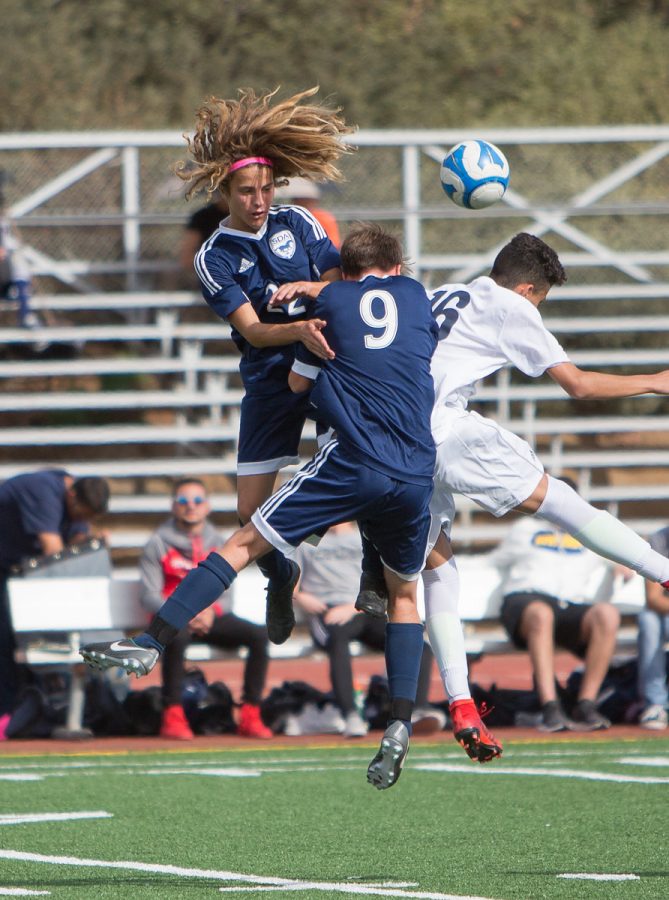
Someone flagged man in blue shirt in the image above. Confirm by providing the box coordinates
[82,224,437,789]
[0,470,110,723]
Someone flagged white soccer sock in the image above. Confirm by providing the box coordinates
[422,557,471,704]
[537,475,669,584]
[576,513,669,583]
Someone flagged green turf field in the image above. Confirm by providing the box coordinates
[0,737,668,899]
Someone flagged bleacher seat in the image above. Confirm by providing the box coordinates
[2,291,669,560]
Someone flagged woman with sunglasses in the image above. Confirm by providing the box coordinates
[178,87,354,636]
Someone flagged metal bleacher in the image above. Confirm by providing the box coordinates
[0,290,322,556]
[2,288,669,558]
[1,125,669,559]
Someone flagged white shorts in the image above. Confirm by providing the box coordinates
[429,407,544,533]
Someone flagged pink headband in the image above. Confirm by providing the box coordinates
[228,156,274,174]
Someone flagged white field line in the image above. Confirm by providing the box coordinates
[2,750,669,784]
[0,887,51,897]
[0,752,471,774]
[0,775,44,782]
[617,756,669,767]
[0,850,497,900]
[0,889,50,896]
[0,746,657,778]
[415,763,669,784]
[217,885,495,897]
[143,768,261,778]
[558,874,640,881]
[0,812,112,827]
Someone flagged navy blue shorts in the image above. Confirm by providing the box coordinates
[252,440,432,579]
[237,388,310,475]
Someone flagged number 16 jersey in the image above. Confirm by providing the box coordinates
[429,275,568,440]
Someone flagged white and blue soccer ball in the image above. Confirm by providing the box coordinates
[440,139,510,209]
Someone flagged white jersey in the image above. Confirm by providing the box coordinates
[429,276,568,438]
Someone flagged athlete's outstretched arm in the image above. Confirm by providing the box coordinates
[229,304,334,359]
[547,361,669,400]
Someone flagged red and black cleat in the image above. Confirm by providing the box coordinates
[450,698,503,764]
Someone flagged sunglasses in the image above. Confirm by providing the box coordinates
[175,495,206,506]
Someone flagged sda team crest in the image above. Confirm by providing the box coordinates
[269,230,296,260]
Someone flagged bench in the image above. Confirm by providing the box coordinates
[28,291,201,313]
[6,567,316,738]
[7,556,645,738]
[451,553,644,657]
[0,343,240,382]
[0,383,244,415]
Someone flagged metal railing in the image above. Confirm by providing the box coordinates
[2,125,669,292]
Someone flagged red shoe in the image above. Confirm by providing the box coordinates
[160,704,194,741]
[237,703,272,739]
[450,698,502,763]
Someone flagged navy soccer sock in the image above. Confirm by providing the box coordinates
[136,552,237,652]
[385,622,425,735]
[256,547,291,586]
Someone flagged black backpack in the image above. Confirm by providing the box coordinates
[363,674,391,730]
[123,687,163,735]
[5,670,71,739]
[566,657,640,724]
[260,679,334,732]
[182,668,236,735]
[84,676,134,736]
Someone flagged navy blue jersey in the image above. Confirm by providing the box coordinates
[294,275,437,486]
[194,204,340,395]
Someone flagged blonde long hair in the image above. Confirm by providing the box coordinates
[177,86,356,198]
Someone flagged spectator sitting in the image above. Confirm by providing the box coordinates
[292,521,445,737]
[637,524,669,730]
[139,478,272,740]
[489,478,626,732]
[0,170,42,333]
[0,470,110,736]
[274,176,341,248]
[177,192,230,286]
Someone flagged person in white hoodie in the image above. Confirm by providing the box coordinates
[489,478,626,732]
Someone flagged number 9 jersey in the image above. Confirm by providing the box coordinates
[293,274,438,486]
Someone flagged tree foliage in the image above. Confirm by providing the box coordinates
[1,0,668,131]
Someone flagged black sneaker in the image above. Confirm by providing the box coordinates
[266,560,300,645]
[80,638,159,678]
[570,699,611,731]
[538,700,570,733]
[354,571,388,619]
[367,721,410,790]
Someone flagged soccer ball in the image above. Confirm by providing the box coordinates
[440,139,510,210]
